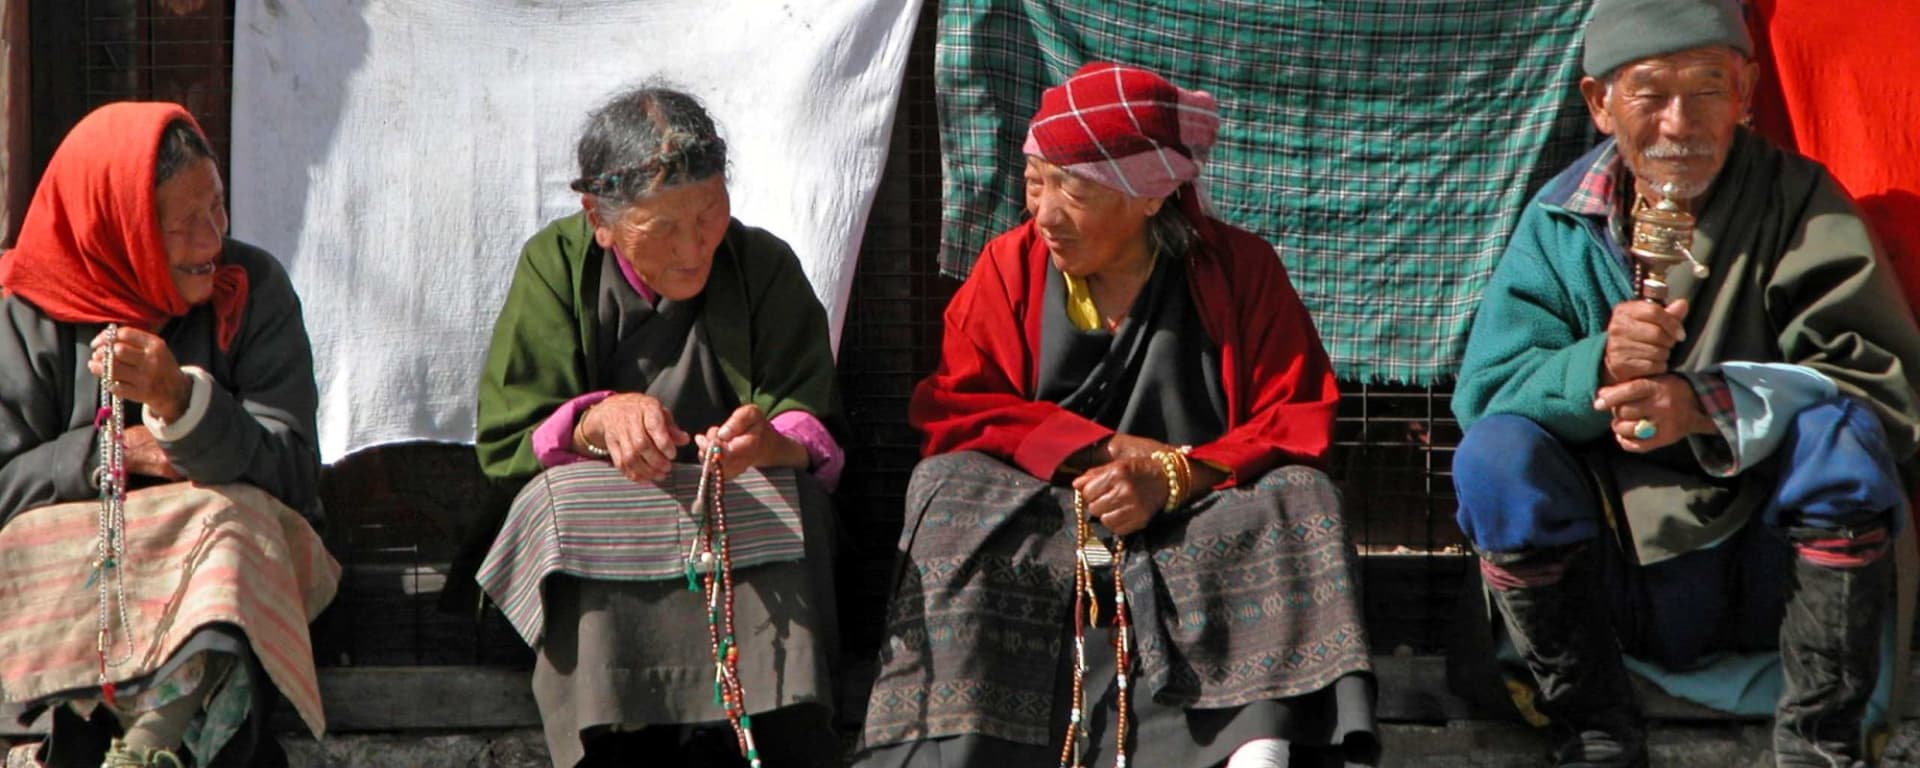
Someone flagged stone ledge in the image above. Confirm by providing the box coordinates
[285,654,1913,732]
[266,720,1920,768]
[9,654,1917,737]
[12,706,1920,766]
[11,656,1920,766]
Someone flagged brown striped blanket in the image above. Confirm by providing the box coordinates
[477,462,806,646]
[862,451,1373,749]
[0,483,340,737]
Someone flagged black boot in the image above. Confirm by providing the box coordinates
[1482,545,1646,768]
[1774,535,1891,767]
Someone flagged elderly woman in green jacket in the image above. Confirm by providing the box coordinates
[472,85,844,768]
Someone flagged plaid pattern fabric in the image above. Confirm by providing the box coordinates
[937,0,1599,383]
[1559,142,1621,216]
[1024,61,1218,199]
[1555,141,1637,267]
[1682,370,1740,476]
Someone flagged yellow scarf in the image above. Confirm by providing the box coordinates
[1061,251,1158,332]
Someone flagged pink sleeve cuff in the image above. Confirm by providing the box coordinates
[532,390,616,467]
[770,410,844,492]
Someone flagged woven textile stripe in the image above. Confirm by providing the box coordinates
[0,484,341,737]
[477,462,807,646]
[936,0,1598,383]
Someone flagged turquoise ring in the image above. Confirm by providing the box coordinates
[1632,419,1657,440]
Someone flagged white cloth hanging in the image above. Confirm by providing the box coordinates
[231,0,922,461]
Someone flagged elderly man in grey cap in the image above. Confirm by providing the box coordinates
[1448,0,1920,765]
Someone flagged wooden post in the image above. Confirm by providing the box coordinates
[0,0,27,248]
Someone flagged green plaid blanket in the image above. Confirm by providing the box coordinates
[936,0,1598,383]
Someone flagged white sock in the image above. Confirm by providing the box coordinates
[1221,737,1282,768]
[1225,737,1287,768]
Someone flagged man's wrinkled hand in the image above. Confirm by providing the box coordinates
[1602,299,1690,385]
[1593,374,1710,453]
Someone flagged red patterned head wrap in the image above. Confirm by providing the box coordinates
[1023,62,1221,200]
[0,102,249,350]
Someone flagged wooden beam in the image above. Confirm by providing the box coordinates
[0,0,26,247]
[306,666,542,732]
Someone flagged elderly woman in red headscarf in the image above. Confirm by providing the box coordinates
[0,103,337,768]
[857,63,1377,768]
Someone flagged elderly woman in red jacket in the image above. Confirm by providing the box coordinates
[858,63,1377,768]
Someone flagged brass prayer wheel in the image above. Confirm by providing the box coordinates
[1629,185,1707,304]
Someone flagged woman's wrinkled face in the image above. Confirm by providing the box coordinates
[588,175,731,302]
[155,157,228,306]
[1024,157,1160,278]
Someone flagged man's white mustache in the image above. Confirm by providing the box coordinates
[1643,142,1713,160]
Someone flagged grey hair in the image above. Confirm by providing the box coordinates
[1146,197,1198,258]
[154,119,215,188]
[570,84,728,210]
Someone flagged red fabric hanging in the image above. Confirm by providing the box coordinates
[1748,0,1920,547]
[1748,0,1920,317]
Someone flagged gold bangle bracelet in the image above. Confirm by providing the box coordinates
[574,405,610,459]
[1174,449,1192,501]
[1152,449,1184,512]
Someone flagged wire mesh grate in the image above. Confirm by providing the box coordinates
[1329,382,1470,652]
[32,0,234,179]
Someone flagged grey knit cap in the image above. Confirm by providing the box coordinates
[1583,0,1753,78]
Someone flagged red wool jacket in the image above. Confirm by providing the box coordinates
[910,218,1339,486]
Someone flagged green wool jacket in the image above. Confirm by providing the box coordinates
[1453,130,1920,561]
[475,213,840,487]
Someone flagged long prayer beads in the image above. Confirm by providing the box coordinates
[91,324,135,706]
[1060,490,1132,768]
[689,445,762,768]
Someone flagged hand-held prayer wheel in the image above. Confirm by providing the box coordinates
[1628,182,1709,304]
[1619,184,1708,444]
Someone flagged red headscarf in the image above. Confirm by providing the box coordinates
[0,102,248,350]
[1023,61,1225,254]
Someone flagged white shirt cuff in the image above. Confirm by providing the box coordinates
[143,366,214,441]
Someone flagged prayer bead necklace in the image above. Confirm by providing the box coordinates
[1060,490,1132,768]
[688,445,761,768]
[91,324,135,707]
